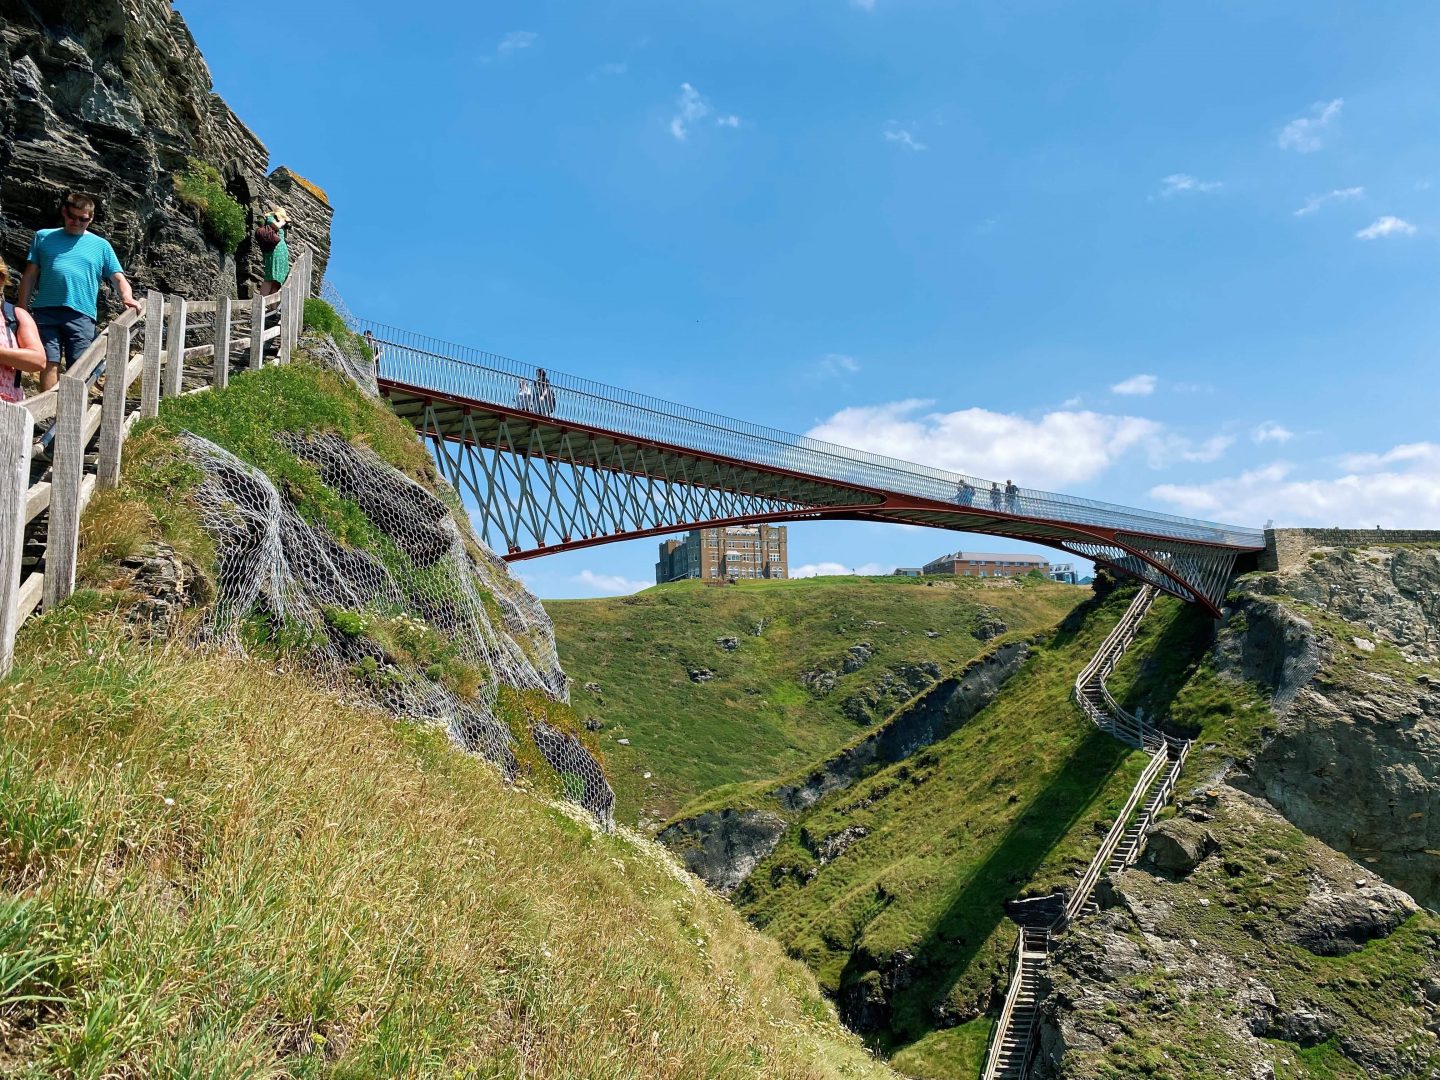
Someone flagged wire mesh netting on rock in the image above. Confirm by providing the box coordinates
[180,429,615,825]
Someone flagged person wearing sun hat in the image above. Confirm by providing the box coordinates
[257,206,291,296]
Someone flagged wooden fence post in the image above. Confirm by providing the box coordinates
[162,294,186,397]
[0,402,33,677]
[140,290,164,418]
[97,328,129,489]
[214,292,231,390]
[250,292,266,370]
[42,375,85,611]
[278,275,295,364]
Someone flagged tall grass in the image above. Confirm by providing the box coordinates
[0,608,896,1078]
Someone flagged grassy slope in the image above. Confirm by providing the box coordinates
[1,343,896,1078]
[546,576,1086,826]
[733,588,1155,1068]
[1078,586,1440,1079]
[0,608,895,1079]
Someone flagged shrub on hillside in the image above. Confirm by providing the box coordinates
[174,159,245,254]
[303,298,372,361]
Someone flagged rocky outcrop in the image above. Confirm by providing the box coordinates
[1035,537,1440,1079]
[1036,786,1438,1080]
[655,809,788,895]
[1223,547,1440,908]
[0,0,332,309]
[776,642,1029,812]
[659,641,1033,891]
[118,540,204,638]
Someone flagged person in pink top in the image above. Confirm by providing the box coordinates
[0,256,47,405]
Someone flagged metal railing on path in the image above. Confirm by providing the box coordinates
[350,318,1264,553]
[0,249,315,677]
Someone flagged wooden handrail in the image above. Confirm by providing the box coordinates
[1064,744,1169,922]
[980,927,1033,1080]
[0,245,314,676]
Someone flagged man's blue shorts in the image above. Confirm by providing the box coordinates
[31,306,97,369]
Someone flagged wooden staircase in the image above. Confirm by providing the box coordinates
[981,587,1192,1080]
[983,927,1051,1080]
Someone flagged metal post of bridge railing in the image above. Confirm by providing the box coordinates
[139,291,164,419]
[0,402,32,678]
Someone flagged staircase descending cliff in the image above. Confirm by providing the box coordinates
[1072,585,1162,749]
[981,587,1192,1080]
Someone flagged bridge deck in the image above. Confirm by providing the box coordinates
[362,321,1262,615]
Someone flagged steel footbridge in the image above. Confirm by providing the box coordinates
[361,322,1263,616]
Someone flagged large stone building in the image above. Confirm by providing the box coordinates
[656,525,789,583]
[922,550,1049,578]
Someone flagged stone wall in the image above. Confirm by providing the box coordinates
[1261,527,1440,572]
[0,0,331,311]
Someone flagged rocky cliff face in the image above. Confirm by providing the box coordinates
[657,640,1032,892]
[1227,544,1440,909]
[0,0,331,307]
[1037,539,1440,1078]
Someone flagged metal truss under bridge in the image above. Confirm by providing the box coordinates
[358,322,1264,617]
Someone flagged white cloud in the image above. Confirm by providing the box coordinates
[1111,374,1158,396]
[1278,98,1344,153]
[1253,421,1294,444]
[816,353,860,378]
[571,569,650,595]
[1294,186,1364,216]
[883,128,928,151]
[1159,174,1222,197]
[805,400,1164,486]
[1150,442,1440,527]
[669,83,739,141]
[806,399,1237,481]
[1172,434,1234,464]
[791,561,890,578]
[497,30,538,53]
[1356,215,1416,240]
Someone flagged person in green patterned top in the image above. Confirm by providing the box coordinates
[259,207,290,296]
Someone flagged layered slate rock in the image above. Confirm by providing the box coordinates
[0,0,332,306]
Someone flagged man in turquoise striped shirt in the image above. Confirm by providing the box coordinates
[18,192,142,391]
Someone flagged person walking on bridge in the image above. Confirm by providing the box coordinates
[18,192,142,392]
[1005,479,1019,513]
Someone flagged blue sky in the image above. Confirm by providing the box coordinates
[182,1,1440,598]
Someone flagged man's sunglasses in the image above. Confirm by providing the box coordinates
[62,207,93,223]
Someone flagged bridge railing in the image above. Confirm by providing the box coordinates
[353,319,1264,551]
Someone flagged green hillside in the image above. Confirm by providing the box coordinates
[546,576,1087,827]
[730,588,1155,1075]
[0,344,897,1078]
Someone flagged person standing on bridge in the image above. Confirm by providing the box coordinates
[989,482,1002,510]
[955,479,975,506]
[1005,479,1018,512]
[534,368,556,416]
[18,192,142,392]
